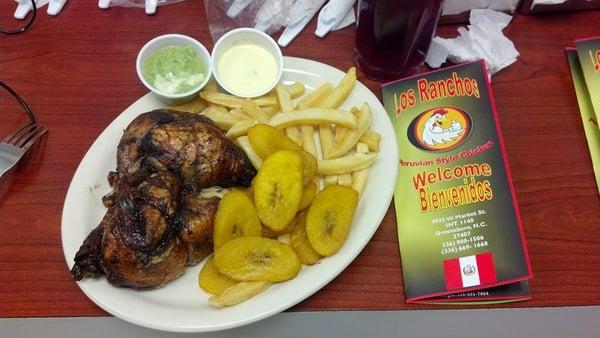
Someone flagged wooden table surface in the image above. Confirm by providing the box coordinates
[0,1,599,318]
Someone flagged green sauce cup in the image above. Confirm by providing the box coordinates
[136,34,212,105]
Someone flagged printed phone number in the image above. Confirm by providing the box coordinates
[441,241,489,255]
[442,235,485,247]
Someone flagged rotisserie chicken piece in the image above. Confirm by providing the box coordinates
[101,171,187,288]
[116,109,255,191]
[71,110,256,288]
[175,194,220,266]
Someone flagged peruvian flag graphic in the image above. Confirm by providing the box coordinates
[443,253,497,290]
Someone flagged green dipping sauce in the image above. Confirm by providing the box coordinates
[142,45,205,95]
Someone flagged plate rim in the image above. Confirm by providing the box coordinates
[61,56,399,332]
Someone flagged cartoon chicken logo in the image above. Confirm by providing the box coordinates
[422,108,465,147]
[408,107,472,151]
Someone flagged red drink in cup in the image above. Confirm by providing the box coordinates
[354,0,444,81]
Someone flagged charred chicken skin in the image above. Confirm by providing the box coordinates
[71,109,256,288]
[116,109,255,190]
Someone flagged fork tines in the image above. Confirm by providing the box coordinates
[2,122,35,144]
[2,122,48,149]
[20,125,48,149]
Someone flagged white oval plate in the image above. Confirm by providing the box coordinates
[61,57,399,332]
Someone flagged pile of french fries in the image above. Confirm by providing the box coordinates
[172,67,381,196]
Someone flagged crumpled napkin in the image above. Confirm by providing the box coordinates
[442,0,520,15]
[278,0,355,47]
[14,0,49,19]
[425,9,519,76]
[16,0,69,18]
[315,0,356,38]
[98,0,185,15]
[253,0,295,32]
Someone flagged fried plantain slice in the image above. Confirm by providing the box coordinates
[199,257,237,295]
[213,189,262,250]
[248,124,316,185]
[306,185,358,256]
[214,236,301,282]
[298,181,318,211]
[253,150,303,231]
[291,212,322,265]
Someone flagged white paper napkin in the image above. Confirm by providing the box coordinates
[425,9,519,76]
[442,0,520,16]
[315,0,356,38]
[14,0,50,19]
[278,0,355,47]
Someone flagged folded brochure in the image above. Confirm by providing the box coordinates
[382,60,533,304]
[569,37,600,194]
[575,37,600,117]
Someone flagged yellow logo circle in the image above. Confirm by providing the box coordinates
[408,107,472,152]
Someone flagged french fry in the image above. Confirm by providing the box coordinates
[200,92,278,108]
[256,94,278,107]
[200,83,226,110]
[236,136,262,169]
[202,106,243,130]
[208,281,271,308]
[328,103,373,159]
[317,67,357,158]
[284,82,305,99]
[276,85,294,113]
[203,81,219,93]
[359,131,381,152]
[296,84,334,156]
[317,152,377,175]
[337,174,352,186]
[203,84,227,109]
[262,105,280,117]
[296,83,333,110]
[285,127,303,146]
[356,142,369,155]
[331,107,359,148]
[276,85,303,146]
[319,67,356,109]
[352,143,370,195]
[301,125,317,157]
[242,99,270,121]
[171,95,208,114]
[319,125,335,159]
[200,92,241,108]
[324,175,339,186]
[227,119,259,138]
[229,108,251,121]
[334,125,350,145]
[269,109,358,129]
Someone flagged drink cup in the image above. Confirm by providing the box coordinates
[354,0,445,81]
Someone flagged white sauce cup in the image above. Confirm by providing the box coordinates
[211,28,283,98]
[136,34,212,105]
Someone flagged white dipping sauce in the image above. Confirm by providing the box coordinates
[217,44,278,97]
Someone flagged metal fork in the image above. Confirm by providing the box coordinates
[0,122,48,178]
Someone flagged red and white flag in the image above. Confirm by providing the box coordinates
[443,252,497,290]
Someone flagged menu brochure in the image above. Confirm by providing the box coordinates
[567,37,600,194]
[575,37,600,117]
[382,60,533,303]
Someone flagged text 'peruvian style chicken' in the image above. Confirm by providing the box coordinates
[70,109,256,288]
